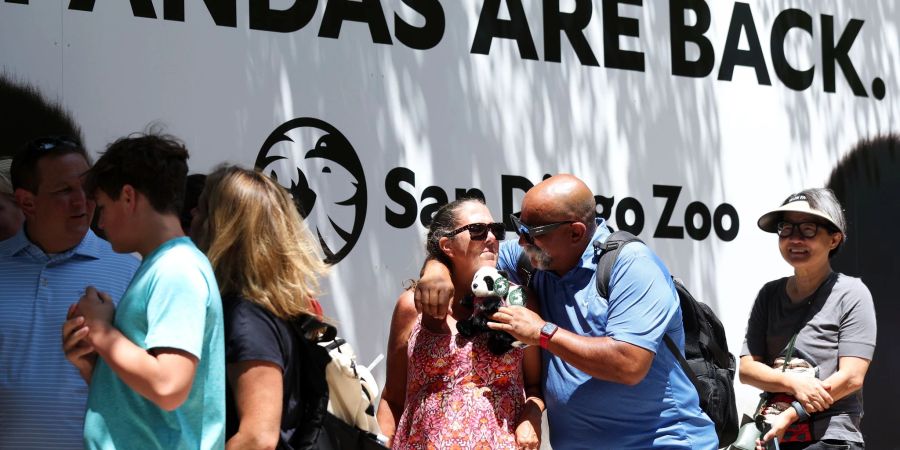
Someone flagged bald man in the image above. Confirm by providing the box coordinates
[417,175,717,449]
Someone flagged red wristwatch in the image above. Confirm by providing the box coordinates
[539,322,558,349]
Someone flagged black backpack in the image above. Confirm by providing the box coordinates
[594,231,739,447]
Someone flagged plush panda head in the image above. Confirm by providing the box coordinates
[471,266,510,298]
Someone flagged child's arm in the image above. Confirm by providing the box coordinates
[78,287,198,411]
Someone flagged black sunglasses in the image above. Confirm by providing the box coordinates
[26,136,80,153]
[446,222,505,241]
[776,221,831,239]
[510,214,575,245]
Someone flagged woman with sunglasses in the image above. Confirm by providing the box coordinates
[740,188,876,450]
[377,198,544,450]
[191,165,331,449]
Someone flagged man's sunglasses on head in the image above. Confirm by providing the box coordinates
[510,214,575,245]
[446,222,506,241]
[26,136,80,153]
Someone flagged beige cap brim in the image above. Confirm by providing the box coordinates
[757,199,840,233]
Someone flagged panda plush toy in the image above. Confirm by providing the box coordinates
[456,266,527,354]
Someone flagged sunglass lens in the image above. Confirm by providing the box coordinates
[467,223,489,240]
[800,223,818,238]
[777,222,791,237]
[520,228,534,245]
[510,216,524,234]
[490,223,505,239]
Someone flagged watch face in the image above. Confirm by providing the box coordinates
[541,322,557,335]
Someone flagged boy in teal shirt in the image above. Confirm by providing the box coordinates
[62,133,225,449]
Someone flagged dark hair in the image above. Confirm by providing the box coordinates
[425,198,485,270]
[180,173,207,233]
[0,73,84,159]
[10,136,90,193]
[85,132,190,215]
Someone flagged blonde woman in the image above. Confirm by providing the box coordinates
[192,165,330,449]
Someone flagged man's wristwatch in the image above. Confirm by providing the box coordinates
[539,322,558,349]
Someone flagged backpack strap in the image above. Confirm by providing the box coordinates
[291,313,337,343]
[593,230,643,299]
[593,231,704,393]
[663,333,702,392]
[777,272,837,366]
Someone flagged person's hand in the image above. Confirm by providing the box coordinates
[414,260,454,319]
[787,373,833,412]
[62,303,96,382]
[487,306,544,346]
[77,287,116,342]
[756,413,794,450]
[514,415,540,450]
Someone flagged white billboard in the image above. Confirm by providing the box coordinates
[2,0,897,443]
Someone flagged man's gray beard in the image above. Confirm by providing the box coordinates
[524,245,553,271]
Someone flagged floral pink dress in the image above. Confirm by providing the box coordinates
[392,317,526,450]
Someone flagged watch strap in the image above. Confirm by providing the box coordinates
[539,322,558,349]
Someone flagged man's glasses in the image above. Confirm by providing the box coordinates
[446,222,506,241]
[776,221,829,239]
[510,214,575,245]
[26,136,80,153]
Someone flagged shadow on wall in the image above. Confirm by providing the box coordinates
[774,0,899,178]
[231,1,899,378]
[242,0,731,352]
[827,134,900,449]
[0,73,84,158]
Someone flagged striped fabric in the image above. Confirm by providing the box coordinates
[0,229,138,449]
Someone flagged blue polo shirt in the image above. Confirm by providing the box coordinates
[0,229,139,449]
[498,219,716,450]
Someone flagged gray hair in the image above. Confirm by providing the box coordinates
[797,187,846,257]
